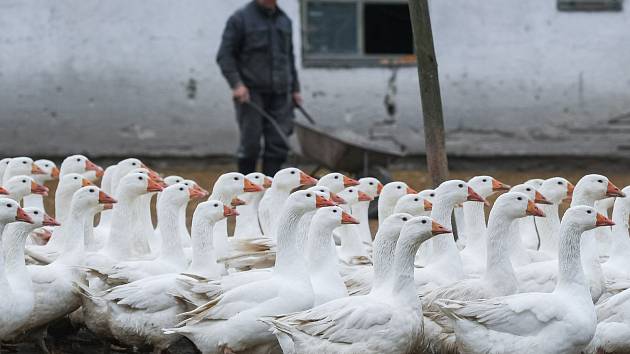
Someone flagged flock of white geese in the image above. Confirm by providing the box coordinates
[2,155,630,353]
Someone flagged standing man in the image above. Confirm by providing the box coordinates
[217,0,302,176]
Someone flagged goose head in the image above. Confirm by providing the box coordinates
[183,180,209,200]
[285,190,335,214]
[22,207,59,228]
[6,157,44,179]
[306,185,339,204]
[272,168,317,191]
[538,177,573,204]
[380,213,414,239]
[195,200,239,225]
[394,194,432,216]
[381,182,417,205]
[5,175,49,201]
[60,155,103,178]
[213,172,263,201]
[159,183,200,210]
[337,186,372,206]
[401,215,451,244]
[510,184,552,205]
[418,189,436,205]
[71,185,117,212]
[117,172,163,199]
[611,186,630,213]
[562,205,614,233]
[246,172,273,190]
[494,191,545,219]
[573,174,624,205]
[358,177,383,199]
[0,198,33,224]
[33,159,60,183]
[164,175,185,186]
[317,173,359,193]
[59,173,92,192]
[525,179,545,189]
[311,206,359,231]
[129,167,167,189]
[0,158,11,177]
[435,180,488,208]
[468,176,511,198]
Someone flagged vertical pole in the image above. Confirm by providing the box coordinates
[407,0,449,187]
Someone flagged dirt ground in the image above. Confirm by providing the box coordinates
[18,157,630,353]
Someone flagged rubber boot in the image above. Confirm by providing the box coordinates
[262,158,285,177]
[237,158,257,175]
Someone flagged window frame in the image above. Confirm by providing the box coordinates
[301,0,415,68]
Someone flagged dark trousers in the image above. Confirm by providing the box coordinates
[235,91,294,176]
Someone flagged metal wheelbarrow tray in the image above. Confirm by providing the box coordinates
[294,119,407,174]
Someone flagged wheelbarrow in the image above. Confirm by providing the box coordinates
[245,101,407,183]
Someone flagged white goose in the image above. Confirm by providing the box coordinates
[415,189,437,267]
[584,285,630,353]
[594,196,615,259]
[414,180,488,290]
[601,186,630,294]
[0,201,36,339]
[2,157,45,185]
[317,172,359,194]
[58,154,104,181]
[263,215,450,354]
[459,176,511,276]
[164,191,335,353]
[234,172,272,240]
[437,206,612,354]
[335,186,373,265]
[22,159,59,211]
[421,192,544,353]
[258,167,317,237]
[76,200,236,353]
[3,175,49,203]
[377,181,417,225]
[515,175,624,302]
[354,177,383,245]
[0,158,11,181]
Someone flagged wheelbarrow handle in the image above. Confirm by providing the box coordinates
[295,103,317,126]
[244,101,295,153]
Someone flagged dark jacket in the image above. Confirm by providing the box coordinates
[216,1,300,94]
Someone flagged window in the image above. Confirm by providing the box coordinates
[302,0,414,67]
[557,0,623,11]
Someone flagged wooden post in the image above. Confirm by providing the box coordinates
[407,0,449,187]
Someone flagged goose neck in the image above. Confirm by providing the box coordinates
[556,222,589,293]
[609,201,630,261]
[352,201,372,244]
[462,201,487,252]
[2,223,34,290]
[537,203,561,254]
[105,194,140,259]
[390,233,426,307]
[338,224,368,259]
[273,206,309,279]
[483,210,518,291]
[307,221,342,283]
[430,199,457,253]
[157,201,186,265]
[377,198,396,225]
[56,203,91,264]
[189,217,223,277]
[234,199,262,239]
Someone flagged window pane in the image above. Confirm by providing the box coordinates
[364,3,413,55]
[305,2,358,55]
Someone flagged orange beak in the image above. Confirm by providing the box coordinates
[263,177,273,188]
[406,186,418,194]
[192,184,209,198]
[341,211,360,225]
[343,176,360,187]
[357,191,373,202]
[534,191,553,205]
[377,183,384,195]
[187,186,207,200]
[0,186,8,195]
[146,179,164,193]
[596,212,615,227]
[432,221,452,236]
[82,178,93,187]
[243,178,264,193]
[566,182,575,200]
[299,172,318,186]
[606,181,626,198]
[85,160,104,177]
[15,207,33,224]
[147,169,164,184]
[231,197,246,207]
[315,195,335,208]
[43,214,61,227]
[526,200,545,217]
[103,204,114,210]
[223,205,239,217]
[34,228,53,242]
[467,187,490,206]
[98,191,117,204]
[424,199,433,211]
[31,163,45,175]
[51,167,60,179]
[31,181,49,196]
[492,178,511,192]
[330,192,346,204]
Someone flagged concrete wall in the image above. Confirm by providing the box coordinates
[1,0,629,158]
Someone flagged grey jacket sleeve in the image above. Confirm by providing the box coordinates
[216,13,244,89]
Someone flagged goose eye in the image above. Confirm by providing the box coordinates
[334,176,339,179]
[255,176,259,179]
[179,187,184,191]
[517,197,523,201]
[558,181,563,185]
[22,161,27,164]
[74,177,78,180]
[89,189,95,193]
[291,171,296,175]
[34,211,39,215]
[587,210,592,214]
[76,158,81,162]
[402,217,408,221]
[430,193,435,197]
[6,204,12,208]
[176,179,181,183]
[598,180,603,183]
[348,189,353,193]
[369,182,374,185]
[458,184,464,188]
[233,177,239,181]
[138,176,143,180]
[482,179,487,182]
[306,193,312,198]
[414,198,419,202]
[213,203,219,207]
[45,164,49,168]
[132,162,137,166]
[397,186,402,189]
[333,209,337,213]
[422,220,427,224]
[526,188,531,191]
[22,180,26,183]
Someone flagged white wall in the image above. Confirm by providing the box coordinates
[0,0,629,157]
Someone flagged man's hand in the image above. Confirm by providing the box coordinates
[233,84,250,103]
[292,92,303,106]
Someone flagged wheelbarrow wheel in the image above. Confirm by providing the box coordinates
[358,165,395,220]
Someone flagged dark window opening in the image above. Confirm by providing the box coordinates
[364,3,413,55]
